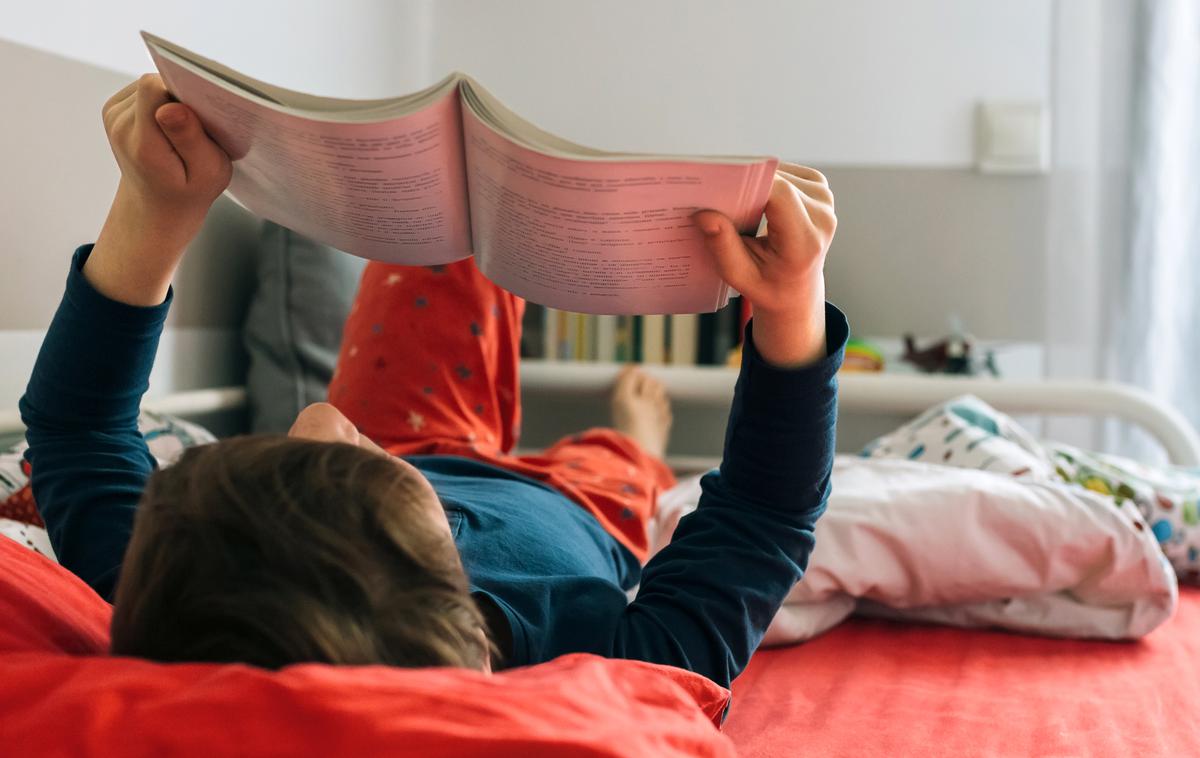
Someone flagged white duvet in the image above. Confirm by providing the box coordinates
[655,455,1178,644]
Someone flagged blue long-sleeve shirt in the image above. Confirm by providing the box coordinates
[21,245,847,689]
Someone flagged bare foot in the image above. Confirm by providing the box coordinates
[611,366,673,459]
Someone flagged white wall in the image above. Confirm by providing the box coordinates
[2,0,1052,166]
[0,38,262,410]
[0,0,440,406]
[1040,0,1138,450]
[429,0,1052,165]
[0,0,436,97]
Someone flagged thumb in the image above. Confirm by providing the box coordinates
[154,103,227,183]
[692,210,756,290]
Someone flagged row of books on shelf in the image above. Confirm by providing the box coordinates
[521,300,751,365]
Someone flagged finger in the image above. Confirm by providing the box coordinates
[759,175,817,253]
[102,79,139,115]
[110,103,137,143]
[775,172,834,209]
[103,92,137,134]
[777,162,827,184]
[799,190,837,233]
[133,74,172,121]
[132,74,186,178]
[692,209,760,288]
[155,103,230,184]
[102,90,136,131]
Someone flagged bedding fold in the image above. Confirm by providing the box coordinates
[655,454,1178,645]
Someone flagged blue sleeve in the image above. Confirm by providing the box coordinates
[19,245,170,601]
[611,303,848,688]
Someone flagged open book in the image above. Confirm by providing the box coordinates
[143,32,778,315]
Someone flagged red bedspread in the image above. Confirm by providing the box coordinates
[725,588,1200,757]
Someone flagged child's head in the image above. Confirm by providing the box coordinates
[109,422,490,671]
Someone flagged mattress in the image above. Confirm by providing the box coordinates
[725,587,1200,757]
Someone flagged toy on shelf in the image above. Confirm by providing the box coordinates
[842,339,885,372]
[902,327,999,377]
[903,318,1000,376]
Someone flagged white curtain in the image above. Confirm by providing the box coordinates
[1110,0,1200,459]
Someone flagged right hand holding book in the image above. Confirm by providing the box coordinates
[691,163,836,367]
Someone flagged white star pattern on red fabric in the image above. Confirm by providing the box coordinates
[407,411,425,431]
[385,272,404,286]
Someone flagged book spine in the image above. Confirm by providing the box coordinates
[669,314,698,365]
[543,307,559,361]
[697,313,717,365]
[632,316,644,362]
[595,315,617,363]
[557,310,570,360]
[712,302,736,365]
[642,315,666,364]
[573,313,586,361]
[582,315,597,361]
[663,315,673,365]
[622,316,634,361]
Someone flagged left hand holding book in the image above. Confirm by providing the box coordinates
[87,74,231,306]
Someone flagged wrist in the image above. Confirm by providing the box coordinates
[750,281,827,368]
[110,182,209,246]
[85,184,205,306]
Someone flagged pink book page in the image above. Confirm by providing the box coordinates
[462,104,777,315]
[148,48,472,265]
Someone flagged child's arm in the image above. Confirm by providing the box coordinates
[20,75,229,599]
[610,167,846,687]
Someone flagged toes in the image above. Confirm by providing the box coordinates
[641,374,667,401]
[613,366,673,406]
[613,365,640,397]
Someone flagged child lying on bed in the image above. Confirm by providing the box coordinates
[20,75,846,690]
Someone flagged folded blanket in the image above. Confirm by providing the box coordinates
[865,395,1200,583]
[655,396,1182,644]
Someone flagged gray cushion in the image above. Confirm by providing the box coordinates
[242,223,366,433]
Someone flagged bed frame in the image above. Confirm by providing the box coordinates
[2,369,1195,466]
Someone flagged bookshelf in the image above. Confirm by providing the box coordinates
[524,304,1043,380]
[521,360,737,403]
[517,338,1047,471]
[521,355,1041,404]
[523,303,745,367]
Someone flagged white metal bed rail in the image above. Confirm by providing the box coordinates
[518,364,1200,467]
[1,370,1197,466]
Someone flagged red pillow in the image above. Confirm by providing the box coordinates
[0,538,733,756]
[0,533,109,654]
